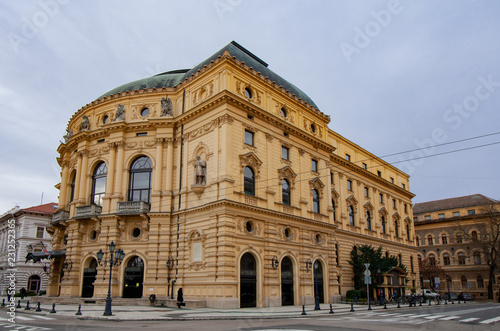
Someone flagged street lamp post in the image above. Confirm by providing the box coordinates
[314,261,320,310]
[97,241,125,316]
[377,268,382,306]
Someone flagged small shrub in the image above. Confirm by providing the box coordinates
[346,290,361,300]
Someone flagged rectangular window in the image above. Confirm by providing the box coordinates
[136,132,147,136]
[379,193,384,203]
[347,180,352,191]
[364,187,369,197]
[377,170,382,177]
[281,146,289,160]
[453,211,460,217]
[392,199,396,208]
[468,209,475,215]
[36,226,44,239]
[311,159,318,172]
[424,215,431,220]
[404,204,407,213]
[402,183,406,189]
[438,213,445,219]
[330,172,334,185]
[362,163,367,170]
[390,177,394,184]
[244,130,254,146]
[345,154,351,161]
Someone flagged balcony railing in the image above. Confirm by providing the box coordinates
[51,210,69,225]
[117,201,150,214]
[75,204,102,219]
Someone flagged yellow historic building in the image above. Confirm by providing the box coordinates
[414,194,500,301]
[48,41,418,308]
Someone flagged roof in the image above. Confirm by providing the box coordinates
[22,203,58,215]
[97,41,319,109]
[413,194,498,214]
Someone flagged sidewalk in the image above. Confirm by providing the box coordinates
[0,297,458,321]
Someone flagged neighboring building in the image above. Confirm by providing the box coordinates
[48,41,418,308]
[0,203,57,295]
[414,194,500,301]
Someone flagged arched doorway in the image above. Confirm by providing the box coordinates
[28,275,41,294]
[123,256,144,298]
[314,260,324,304]
[82,258,97,298]
[240,252,257,308]
[281,256,294,306]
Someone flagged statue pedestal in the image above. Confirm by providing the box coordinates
[191,185,205,196]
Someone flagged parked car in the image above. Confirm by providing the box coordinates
[459,292,473,301]
[444,292,458,301]
[422,289,439,299]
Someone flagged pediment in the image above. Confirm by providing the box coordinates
[278,166,297,179]
[364,202,374,210]
[239,152,263,169]
[346,195,358,205]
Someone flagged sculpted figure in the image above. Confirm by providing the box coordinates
[80,115,90,131]
[160,96,173,116]
[63,129,73,143]
[193,155,207,185]
[114,104,125,121]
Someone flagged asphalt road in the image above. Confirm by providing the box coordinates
[0,302,499,331]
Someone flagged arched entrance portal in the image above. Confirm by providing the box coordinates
[82,258,98,298]
[281,256,294,306]
[123,256,144,298]
[314,260,324,304]
[240,252,257,308]
[28,275,41,294]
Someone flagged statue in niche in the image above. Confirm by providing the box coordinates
[193,155,207,185]
[63,129,73,143]
[160,96,173,116]
[80,115,90,131]
[114,104,125,121]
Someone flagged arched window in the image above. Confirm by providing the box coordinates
[381,216,386,234]
[428,254,436,265]
[348,206,355,226]
[128,156,153,204]
[69,171,76,202]
[443,253,450,265]
[406,223,410,239]
[410,256,414,272]
[312,189,320,213]
[394,221,399,237]
[473,251,481,265]
[366,211,371,230]
[416,236,419,246]
[471,231,478,241]
[461,276,467,288]
[92,162,107,206]
[418,255,422,265]
[441,234,448,244]
[477,275,484,288]
[458,252,466,265]
[456,233,462,243]
[244,167,255,196]
[282,179,290,206]
[427,235,433,245]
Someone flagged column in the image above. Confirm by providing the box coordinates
[58,161,69,209]
[105,143,116,212]
[114,141,125,198]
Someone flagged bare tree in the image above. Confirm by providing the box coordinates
[456,204,500,299]
[419,257,446,291]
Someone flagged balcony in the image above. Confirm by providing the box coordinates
[74,204,102,219]
[117,201,150,215]
[51,210,69,225]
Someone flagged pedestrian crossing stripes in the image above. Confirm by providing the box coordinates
[0,314,54,321]
[356,312,499,325]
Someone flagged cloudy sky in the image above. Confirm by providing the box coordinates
[1,0,499,212]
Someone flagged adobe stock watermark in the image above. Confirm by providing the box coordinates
[7,0,71,53]
[340,0,404,64]
[212,0,243,21]
[398,74,500,175]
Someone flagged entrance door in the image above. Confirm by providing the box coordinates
[240,252,257,308]
[123,256,144,298]
[82,258,97,298]
[281,256,294,306]
[28,275,41,294]
[314,260,324,304]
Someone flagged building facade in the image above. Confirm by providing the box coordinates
[414,194,500,301]
[48,41,418,308]
[0,203,56,295]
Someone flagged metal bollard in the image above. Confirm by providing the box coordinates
[397,299,401,308]
[429,299,432,306]
[383,301,387,309]
[458,299,460,304]
[50,303,56,313]
[419,299,422,306]
[76,304,82,316]
[350,301,355,312]
[25,301,30,310]
[1,299,4,307]
[329,304,334,314]
[17,300,21,308]
[437,298,440,305]
[301,305,307,315]
[445,299,447,305]
[36,302,42,312]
